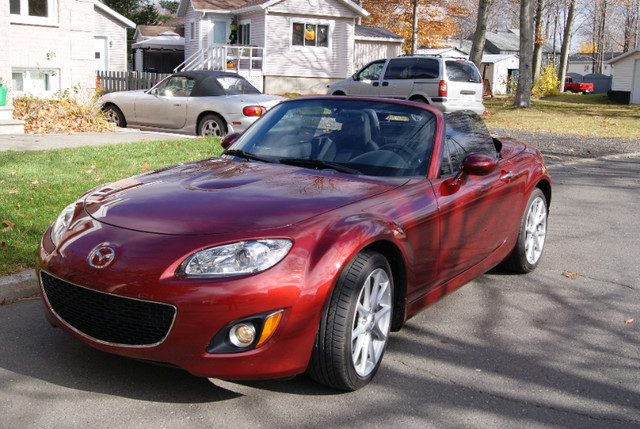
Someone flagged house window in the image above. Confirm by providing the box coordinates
[292,22,329,48]
[10,0,57,24]
[12,68,59,96]
[189,21,196,41]
[238,23,250,45]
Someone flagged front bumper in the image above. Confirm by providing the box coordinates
[37,222,335,380]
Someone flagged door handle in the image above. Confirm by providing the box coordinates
[173,103,182,107]
[373,82,379,87]
[500,171,514,182]
[382,82,389,86]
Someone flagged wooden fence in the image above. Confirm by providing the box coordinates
[96,71,170,93]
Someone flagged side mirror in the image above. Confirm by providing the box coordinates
[220,133,240,149]
[449,153,498,188]
[462,152,499,176]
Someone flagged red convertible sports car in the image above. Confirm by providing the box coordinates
[38,97,550,391]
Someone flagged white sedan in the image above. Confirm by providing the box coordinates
[100,71,284,137]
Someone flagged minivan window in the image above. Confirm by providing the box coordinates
[413,58,439,79]
[357,60,385,80]
[445,60,482,83]
[384,58,415,79]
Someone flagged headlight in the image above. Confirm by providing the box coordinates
[176,239,293,278]
[50,203,76,247]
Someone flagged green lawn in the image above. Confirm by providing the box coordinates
[0,137,223,275]
[483,94,640,139]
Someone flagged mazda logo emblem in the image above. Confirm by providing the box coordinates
[88,245,116,269]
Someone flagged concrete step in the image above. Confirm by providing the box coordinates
[0,107,25,134]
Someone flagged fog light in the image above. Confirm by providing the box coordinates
[229,323,256,348]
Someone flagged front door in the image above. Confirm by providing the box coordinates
[94,36,108,71]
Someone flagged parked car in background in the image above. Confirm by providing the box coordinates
[100,71,284,137]
[39,97,549,391]
[328,56,485,114]
[564,76,594,94]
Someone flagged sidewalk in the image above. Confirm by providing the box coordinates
[0,129,193,152]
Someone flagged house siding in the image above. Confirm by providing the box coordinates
[184,3,200,60]
[354,40,402,70]
[611,53,639,91]
[94,7,128,71]
[264,14,353,78]
[9,0,95,95]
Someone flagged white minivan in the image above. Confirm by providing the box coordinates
[328,56,485,114]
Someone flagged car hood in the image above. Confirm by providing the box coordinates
[84,159,403,235]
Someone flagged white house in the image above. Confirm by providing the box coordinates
[607,48,640,105]
[177,0,372,94]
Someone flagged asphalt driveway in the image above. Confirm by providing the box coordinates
[0,154,638,428]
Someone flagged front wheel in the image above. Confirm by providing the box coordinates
[501,188,548,273]
[308,251,393,391]
[198,114,227,137]
[102,105,126,128]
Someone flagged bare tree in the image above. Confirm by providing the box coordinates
[469,0,492,69]
[532,0,547,79]
[557,0,578,91]
[623,0,640,51]
[593,0,609,73]
[514,0,535,107]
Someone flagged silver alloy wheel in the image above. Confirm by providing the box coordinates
[524,196,547,264]
[104,109,119,124]
[201,118,223,137]
[351,267,392,377]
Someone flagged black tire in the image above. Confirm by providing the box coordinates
[308,250,394,391]
[102,104,126,128]
[409,96,428,104]
[198,114,227,137]
[501,188,548,273]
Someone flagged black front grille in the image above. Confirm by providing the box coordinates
[40,271,176,347]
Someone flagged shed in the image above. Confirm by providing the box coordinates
[607,48,640,104]
[416,47,467,58]
[354,25,404,70]
[94,0,136,72]
[480,54,519,95]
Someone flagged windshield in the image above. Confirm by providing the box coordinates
[227,99,437,178]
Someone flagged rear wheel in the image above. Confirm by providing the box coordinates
[102,105,126,128]
[501,188,548,273]
[308,251,393,391]
[198,114,227,137]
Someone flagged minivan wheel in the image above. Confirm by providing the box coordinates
[409,96,428,104]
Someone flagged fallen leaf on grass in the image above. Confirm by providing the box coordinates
[562,271,578,279]
[8,189,18,194]
[625,319,634,324]
[1,220,15,233]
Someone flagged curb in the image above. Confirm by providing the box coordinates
[0,269,39,304]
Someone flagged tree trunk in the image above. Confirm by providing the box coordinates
[532,0,546,80]
[514,0,535,108]
[411,0,419,55]
[469,0,491,70]
[557,0,577,92]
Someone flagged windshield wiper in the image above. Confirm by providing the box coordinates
[279,158,360,175]
[223,149,275,164]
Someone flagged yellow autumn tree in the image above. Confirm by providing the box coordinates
[362,0,470,52]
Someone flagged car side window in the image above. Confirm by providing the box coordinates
[445,61,482,83]
[441,112,498,176]
[158,77,195,97]
[357,61,385,80]
[413,58,439,79]
[384,58,415,80]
